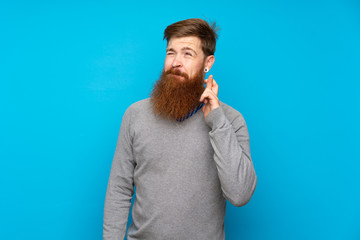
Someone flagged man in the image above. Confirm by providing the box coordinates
[103,18,257,240]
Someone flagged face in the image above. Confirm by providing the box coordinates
[164,36,207,82]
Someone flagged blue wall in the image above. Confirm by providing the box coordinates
[1,1,359,239]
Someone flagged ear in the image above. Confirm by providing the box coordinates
[204,55,215,72]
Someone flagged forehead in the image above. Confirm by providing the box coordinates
[167,36,202,50]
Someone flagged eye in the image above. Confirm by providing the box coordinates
[185,52,192,56]
[167,52,174,55]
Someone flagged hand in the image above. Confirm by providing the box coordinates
[199,75,220,118]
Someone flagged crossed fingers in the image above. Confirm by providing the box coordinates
[200,75,218,103]
[199,75,220,116]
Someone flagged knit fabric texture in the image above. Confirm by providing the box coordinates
[103,98,257,240]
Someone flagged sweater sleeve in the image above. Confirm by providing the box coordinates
[205,106,257,207]
[103,108,135,240]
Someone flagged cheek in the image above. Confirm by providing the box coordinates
[190,62,204,75]
[164,58,172,70]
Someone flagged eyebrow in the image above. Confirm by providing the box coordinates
[166,47,198,56]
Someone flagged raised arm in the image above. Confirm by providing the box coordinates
[103,109,135,240]
[200,75,257,207]
[205,106,257,206]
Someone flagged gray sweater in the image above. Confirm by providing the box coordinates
[103,98,257,240]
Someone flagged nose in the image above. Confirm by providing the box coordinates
[171,55,182,68]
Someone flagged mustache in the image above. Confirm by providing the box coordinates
[164,68,189,79]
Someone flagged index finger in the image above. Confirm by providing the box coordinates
[206,75,214,89]
[212,78,219,95]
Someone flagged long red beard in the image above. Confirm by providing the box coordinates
[150,68,205,121]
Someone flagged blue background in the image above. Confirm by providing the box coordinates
[1,0,359,239]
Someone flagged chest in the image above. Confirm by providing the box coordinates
[131,115,215,180]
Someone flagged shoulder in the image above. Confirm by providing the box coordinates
[123,98,151,117]
[121,98,153,128]
[126,98,151,112]
[219,101,247,126]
